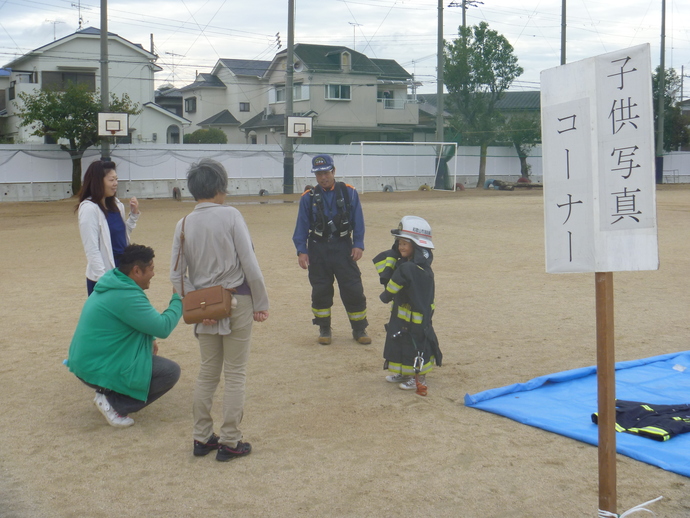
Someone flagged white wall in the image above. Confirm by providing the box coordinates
[3,142,683,202]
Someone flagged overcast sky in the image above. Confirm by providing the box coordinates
[1,0,689,96]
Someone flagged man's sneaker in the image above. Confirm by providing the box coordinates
[216,441,252,462]
[318,326,332,345]
[93,393,134,428]
[399,375,426,390]
[193,433,219,457]
[352,329,371,345]
[386,373,411,383]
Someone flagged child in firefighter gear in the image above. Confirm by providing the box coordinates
[373,216,442,390]
[292,154,370,345]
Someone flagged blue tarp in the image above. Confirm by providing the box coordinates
[464,351,690,478]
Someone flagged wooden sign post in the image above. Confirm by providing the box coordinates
[541,44,659,514]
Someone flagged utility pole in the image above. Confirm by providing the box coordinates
[283,0,295,194]
[100,0,110,161]
[436,0,444,144]
[655,0,666,184]
[561,0,566,65]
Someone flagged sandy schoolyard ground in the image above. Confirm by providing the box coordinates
[0,185,689,517]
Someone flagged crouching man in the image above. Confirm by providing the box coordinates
[67,244,183,428]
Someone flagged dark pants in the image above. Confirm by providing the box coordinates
[86,255,122,295]
[307,238,367,330]
[80,355,181,416]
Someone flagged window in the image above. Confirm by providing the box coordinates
[273,83,308,103]
[185,97,197,113]
[42,71,95,92]
[293,83,308,101]
[239,102,250,112]
[325,84,351,101]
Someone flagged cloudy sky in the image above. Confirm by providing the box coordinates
[1,0,689,95]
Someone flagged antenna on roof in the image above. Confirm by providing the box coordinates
[71,1,92,30]
[45,20,65,41]
[348,22,362,51]
[165,51,185,86]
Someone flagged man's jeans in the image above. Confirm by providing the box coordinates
[80,355,180,416]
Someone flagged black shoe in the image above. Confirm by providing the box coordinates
[193,433,219,457]
[318,326,332,345]
[216,441,252,462]
[352,329,371,345]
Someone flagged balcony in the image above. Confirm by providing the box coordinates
[376,98,418,125]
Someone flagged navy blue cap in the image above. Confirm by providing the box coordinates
[311,154,335,173]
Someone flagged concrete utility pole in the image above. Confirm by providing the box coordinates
[100,0,110,161]
[561,0,566,65]
[283,0,295,194]
[655,0,666,183]
[436,0,444,144]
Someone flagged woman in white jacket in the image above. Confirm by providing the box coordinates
[76,160,139,295]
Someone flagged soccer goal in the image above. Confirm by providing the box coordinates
[352,141,458,193]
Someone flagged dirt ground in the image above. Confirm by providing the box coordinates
[0,185,689,517]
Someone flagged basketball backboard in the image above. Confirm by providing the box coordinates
[98,113,129,137]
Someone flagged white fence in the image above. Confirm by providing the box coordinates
[3,142,684,202]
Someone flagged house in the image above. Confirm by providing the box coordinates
[1,27,189,144]
[240,44,419,145]
[179,59,272,144]
[416,91,541,139]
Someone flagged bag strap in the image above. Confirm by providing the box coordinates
[173,216,187,297]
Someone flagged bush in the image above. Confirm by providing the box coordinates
[183,128,228,144]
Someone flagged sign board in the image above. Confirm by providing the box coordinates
[541,44,659,273]
[98,113,129,137]
[286,116,312,138]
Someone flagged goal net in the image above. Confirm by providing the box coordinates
[351,141,458,193]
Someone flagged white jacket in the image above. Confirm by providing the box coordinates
[78,198,139,281]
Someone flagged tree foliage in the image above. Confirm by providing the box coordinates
[183,128,228,144]
[652,66,690,152]
[16,83,140,193]
[444,21,523,187]
[501,111,541,178]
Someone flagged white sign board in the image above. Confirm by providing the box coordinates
[98,112,129,137]
[541,44,659,273]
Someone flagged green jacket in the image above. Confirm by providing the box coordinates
[68,268,182,401]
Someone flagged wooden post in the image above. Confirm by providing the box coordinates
[595,271,616,514]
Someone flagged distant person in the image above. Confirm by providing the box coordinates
[170,158,269,462]
[76,160,139,295]
[67,244,182,427]
[292,154,370,345]
[372,216,442,392]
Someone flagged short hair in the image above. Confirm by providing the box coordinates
[75,160,118,214]
[187,159,228,201]
[118,244,155,275]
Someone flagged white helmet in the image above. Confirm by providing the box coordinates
[391,215,434,249]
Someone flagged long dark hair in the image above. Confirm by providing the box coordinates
[74,160,118,214]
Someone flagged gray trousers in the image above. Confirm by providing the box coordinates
[81,355,181,416]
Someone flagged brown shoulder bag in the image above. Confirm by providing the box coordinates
[174,216,236,324]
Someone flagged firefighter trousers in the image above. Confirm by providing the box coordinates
[307,237,367,330]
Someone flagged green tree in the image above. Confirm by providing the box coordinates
[652,66,690,152]
[501,111,541,178]
[444,21,523,187]
[16,82,140,194]
[183,128,228,144]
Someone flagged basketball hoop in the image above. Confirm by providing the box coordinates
[296,131,304,137]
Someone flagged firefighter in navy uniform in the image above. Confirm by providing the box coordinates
[293,154,371,345]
